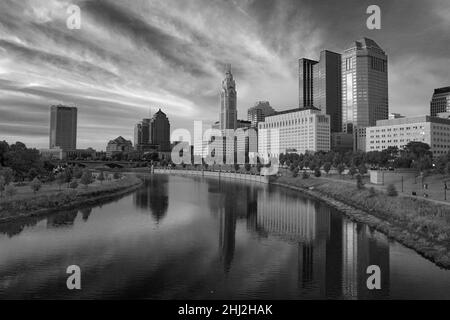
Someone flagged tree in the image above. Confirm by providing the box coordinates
[80,170,93,188]
[5,184,17,198]
[4,142,43,181]
[302,171,309,179]
[356,174,365,189]
[64,168,73,187]
[113,172,121,180]
[404,141,432,160]
[30,177,42,194]
[69,181,78,190]
[0,176,5,197]
[27,168,39,181]
[97,171,105,184]
[337,163,345,176]
[358,164,368,175]
[348,165,357,178]
[0,140,10,167]
[244,164,251,172]
[73,166,83,179]
[56,172,65,190]
[323,162,332,175]
[386,184,398,197]
[314,168,321,177]
[0,167,14,185]
[234,164,240,172]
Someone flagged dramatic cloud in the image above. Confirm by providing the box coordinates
[0,0,449,149]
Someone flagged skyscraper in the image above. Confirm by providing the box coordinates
[220,64,237,131]
[313,50,342,133]
[134,118,151,148]
[430,86,450,116]
[341,38,388,133]
[299,58,317,108]
[247,101,275,127]
[150,109,170,152]
[49,105,77,150]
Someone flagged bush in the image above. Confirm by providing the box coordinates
[80,170,94,188]
[369,187,377,197]
[113,172,121,180]
[356,174,365,189]
[97,171,105,184]
[302,171,309,179]
[386,184,398,197]
[348,166,357,178]
[323,162,332,175]
[336,163,345,175]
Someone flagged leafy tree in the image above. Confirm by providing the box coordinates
[404,141,432,160]
[64,168,73,187]
[73,166,83,179]
[323,162,332,175]
[234,164,240,172]
[337,163,345,176]
[0,140,9,166]
[386,184,398,197]
[56,172,65,190]
[69,181,78,190]
[4,142,43,181]
[245,164,251,172]
[314,168,321,177]
[30,177,42,194]
[27,168,39,181]
[113,172,121,180]
[302,171,309,179]
[356,174,365,189]
[0,176,5,197]
[358,164,368,175]
[0,167,13,185]
[348,165,357,178]
[97,171,105,184]
[80,170,93,188]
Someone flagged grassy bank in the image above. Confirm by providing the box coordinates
[274,173,450,268]
[0,174,142,223]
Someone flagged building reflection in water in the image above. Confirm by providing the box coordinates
[213,181,390,299]
[133,176,169,224]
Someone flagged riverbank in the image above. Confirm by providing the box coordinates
[273,174,450,269]
[0,175,143,223]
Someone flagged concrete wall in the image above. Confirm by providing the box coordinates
[370,169,418,185]
[153,168,270,184]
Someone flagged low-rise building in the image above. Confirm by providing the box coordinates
[106,136,133,158]
[366,115,450,156]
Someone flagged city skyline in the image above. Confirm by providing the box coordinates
[0,0,449,150]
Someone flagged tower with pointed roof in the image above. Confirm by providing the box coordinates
[220,64,237,131]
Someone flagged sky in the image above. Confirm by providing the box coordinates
[0,0,449,150]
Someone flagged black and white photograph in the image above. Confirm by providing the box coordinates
[0,0,450,308]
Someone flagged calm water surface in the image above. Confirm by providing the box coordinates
[1,174,450,299]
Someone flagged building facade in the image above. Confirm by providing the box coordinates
[220,64,237,131]
[430,87,450,117]
[50,105,77,150]
[150,109,171,152]
[106,136,133,158]
[247,101,275,128]
[258,108,330,156]
[366,115,450,157]
[341,38,388,136]
[299,58,317,108]
[134,118,151,147]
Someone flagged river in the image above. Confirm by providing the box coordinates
[1,174,450,299]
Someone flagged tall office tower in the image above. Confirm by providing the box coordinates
[49,105,77,150]
[220,64,237,130]
[313,50,342,132]
[341,38,388,133]
[134,118,151,148]
[247,101,275,127]
[299,58,318,108]
[430,87,450,116]
[150,109,170,151]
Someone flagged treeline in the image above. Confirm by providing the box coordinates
[280,141,441,174]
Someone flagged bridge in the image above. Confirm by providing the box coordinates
[52,160,149,169]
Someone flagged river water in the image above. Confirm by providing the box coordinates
[1,174,450,299]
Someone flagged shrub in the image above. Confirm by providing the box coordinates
[245,164,251,172]
[56,172,65,190]
[73,166,83,179]
[323,162,332,175]
[302,171,309,179]
[97,171,105,184]
[369,187,376,197]
[30,177,42,194]
[358,164,368,175]
[80,170,93,188]
[356,174,365,189]
[386,184,398,197]
[337,163,345,175]
[348,166,357,178]
[113,172,121,180]
[0,176,5,197]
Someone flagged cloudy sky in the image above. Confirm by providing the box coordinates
[0,0,449,150]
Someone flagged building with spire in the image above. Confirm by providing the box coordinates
[220,64,237,131]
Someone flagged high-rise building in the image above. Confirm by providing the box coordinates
[150,109,171,152]
[430,87,450,117]
[247,101,275,127]
[299,58,317,108]
[313,50,342,133]
[220,64,237,131]
[134,118,151,149]
[49,105,77,150]
[341,38,388,134]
